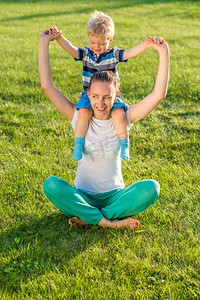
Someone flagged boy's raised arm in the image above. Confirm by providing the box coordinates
[56,34,79,59]
[48,27,79,59]
[123,36,164,60]
[123,42,147,60]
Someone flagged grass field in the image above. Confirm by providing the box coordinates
[0,0,200,299]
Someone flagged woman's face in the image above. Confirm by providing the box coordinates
[87,81,118,120]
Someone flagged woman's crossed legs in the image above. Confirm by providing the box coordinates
[43,176,160,230]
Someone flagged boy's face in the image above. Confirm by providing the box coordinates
[89,34,113,54]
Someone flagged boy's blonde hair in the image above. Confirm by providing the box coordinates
[87,10,114,39]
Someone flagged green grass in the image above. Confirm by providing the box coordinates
[0,0,200,299]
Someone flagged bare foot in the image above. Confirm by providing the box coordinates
[68,217,89,230]
[115,218,139,230]
[98,217,139,230]
[68,216,139,230]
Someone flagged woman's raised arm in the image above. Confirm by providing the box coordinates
[129,39,170,124]
[39,30,76,121]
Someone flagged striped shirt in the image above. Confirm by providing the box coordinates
[75,46,128,90]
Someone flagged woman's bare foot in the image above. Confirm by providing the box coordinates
[68,217,89,229]
[98,217,139,230]
[69,216,139,230]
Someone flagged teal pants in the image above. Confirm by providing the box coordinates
[43,176,160,225]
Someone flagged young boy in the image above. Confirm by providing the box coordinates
[49,10,154,161]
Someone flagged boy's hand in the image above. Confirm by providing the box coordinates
[40,28,62,43]
[43,27,62,39]
[48,27,62,36]
[145,36,164,48]
[145,36,169,54]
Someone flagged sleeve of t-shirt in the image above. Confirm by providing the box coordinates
[126,109,133,129]
[74,47,86,61]
[70,110,78,131]
[113,47,128,63]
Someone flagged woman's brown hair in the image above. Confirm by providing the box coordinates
[88,70,119,92]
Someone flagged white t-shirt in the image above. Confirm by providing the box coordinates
[71,110,132,194]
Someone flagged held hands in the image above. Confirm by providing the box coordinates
[144,36,169,53]
[40,27,62,42]
[145,36,164,45]
[46,27,61,35]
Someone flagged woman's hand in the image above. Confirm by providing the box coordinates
[40,28,62,42]
[145,36,169,53]
[145,36,164,45]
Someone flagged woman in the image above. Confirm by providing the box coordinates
[39,29,170,230]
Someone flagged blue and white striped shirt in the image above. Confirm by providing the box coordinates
[75,46,128,90]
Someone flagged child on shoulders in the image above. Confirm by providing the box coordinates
[48,10,158,161]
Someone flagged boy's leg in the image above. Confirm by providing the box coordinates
[43,176,103,225]
[111,107,129,161]
[101,179,160,220]
[73,107,92,161]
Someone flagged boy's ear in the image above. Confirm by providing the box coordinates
[87,89,90,98]
[115,91,119,99]
[109,37,113,44]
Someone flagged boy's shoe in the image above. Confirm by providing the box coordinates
[73,137,85,161]
[119,139,129,161]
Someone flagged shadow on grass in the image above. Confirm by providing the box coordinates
[1,0,198,22]
[0,212,109,291]
[1,0,198,3]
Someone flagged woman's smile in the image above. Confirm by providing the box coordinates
[96,107,106,111]
[87,81,117,120]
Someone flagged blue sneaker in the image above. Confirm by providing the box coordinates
[73,137,85,161]
[119,139,129,161]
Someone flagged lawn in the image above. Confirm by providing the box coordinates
[0,0,200,299]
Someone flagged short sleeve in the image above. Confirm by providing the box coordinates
[126,109,132,130]
[113,47,128,63]
[74,47,85,61]
[70,110,78,131]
